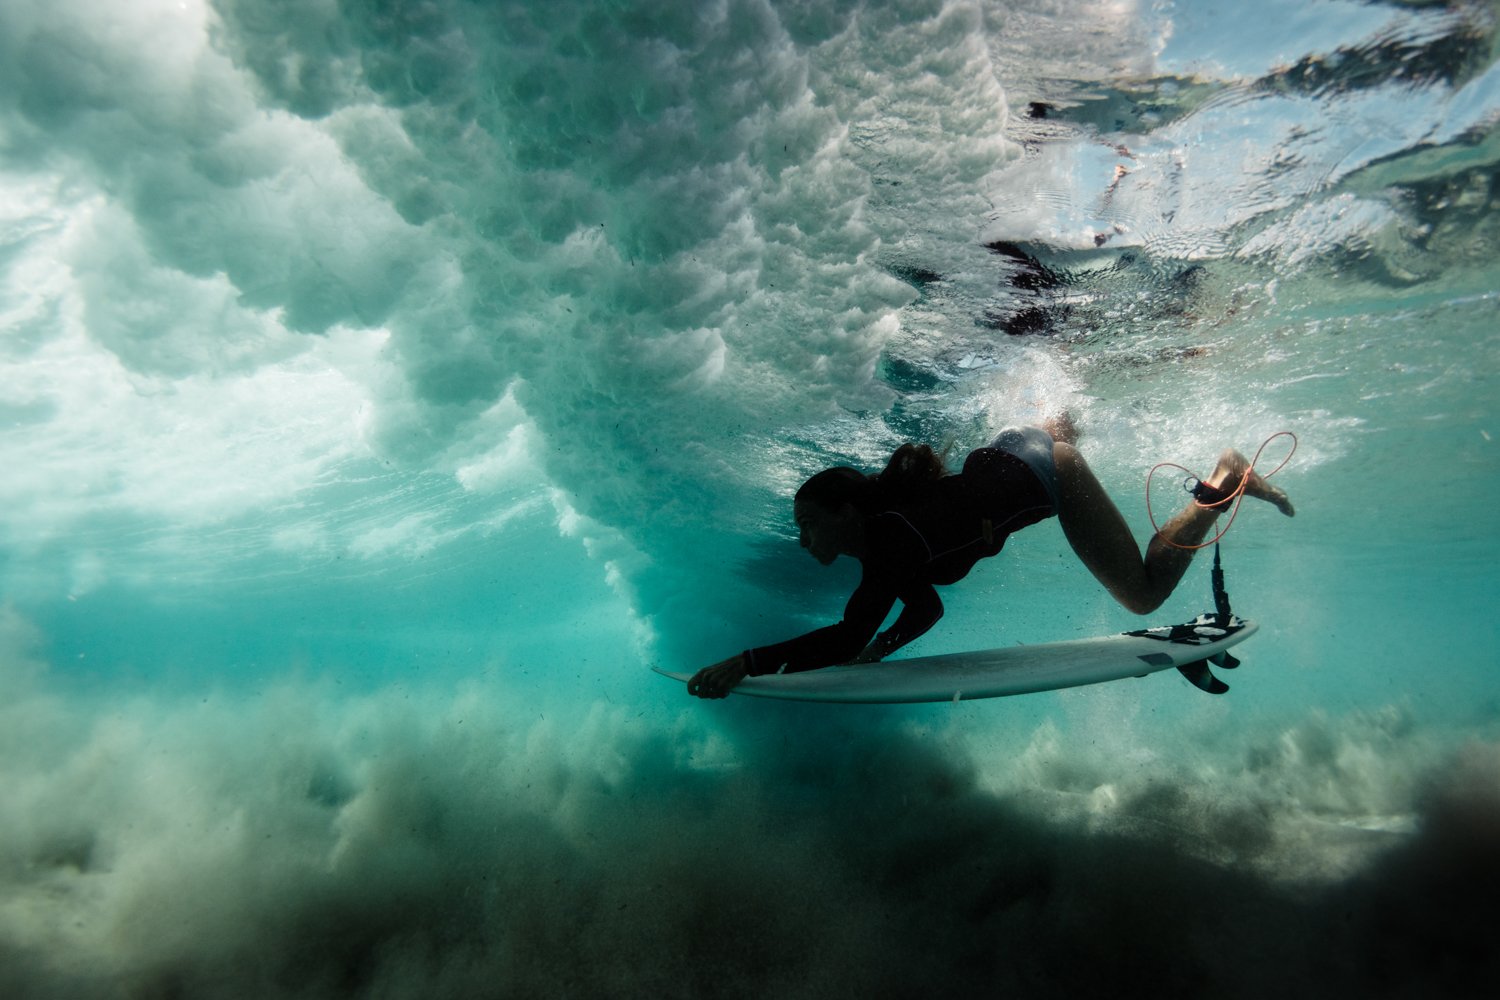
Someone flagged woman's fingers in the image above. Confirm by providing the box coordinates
[686,657,743,698]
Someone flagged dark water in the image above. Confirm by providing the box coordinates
[1,1,1497,996]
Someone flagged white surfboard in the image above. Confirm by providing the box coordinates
[655,615,1257,704]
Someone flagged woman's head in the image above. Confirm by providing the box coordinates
[791,444,948,563]
[794,466,869,514]
[793,444,948,516]
[793,468,869,565]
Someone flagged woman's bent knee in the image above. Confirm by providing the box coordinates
[1118,591,1165,616]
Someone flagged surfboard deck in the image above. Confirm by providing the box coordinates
[654,615,1257,704]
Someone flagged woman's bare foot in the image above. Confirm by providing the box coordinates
[1042,411,1080,446]
[1207,449,1295,516]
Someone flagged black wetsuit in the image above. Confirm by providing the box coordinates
[744,429,1059,676]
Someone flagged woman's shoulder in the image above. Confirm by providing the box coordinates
[866,509,933,565]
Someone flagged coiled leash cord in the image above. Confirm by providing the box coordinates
[1146,431,1298,551]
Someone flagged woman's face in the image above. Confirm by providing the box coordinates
[794,499,850,565]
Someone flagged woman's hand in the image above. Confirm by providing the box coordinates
[849,634,896,664]
[687,654,748,699]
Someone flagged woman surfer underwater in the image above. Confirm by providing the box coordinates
[686,416,1295,699]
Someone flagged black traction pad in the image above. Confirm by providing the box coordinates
[1125,613,1247,645]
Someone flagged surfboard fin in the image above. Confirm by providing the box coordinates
[1177,659,1229,694]
[1209,650,1240,670]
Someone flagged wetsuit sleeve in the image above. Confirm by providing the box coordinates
[868,583,943,659]
[743,572,899,676]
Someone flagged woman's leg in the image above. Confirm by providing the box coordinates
[1052,442,1293,615]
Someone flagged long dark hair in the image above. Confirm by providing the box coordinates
[795,443,949,514]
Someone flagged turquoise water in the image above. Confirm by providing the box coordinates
[2,0,1498,995]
